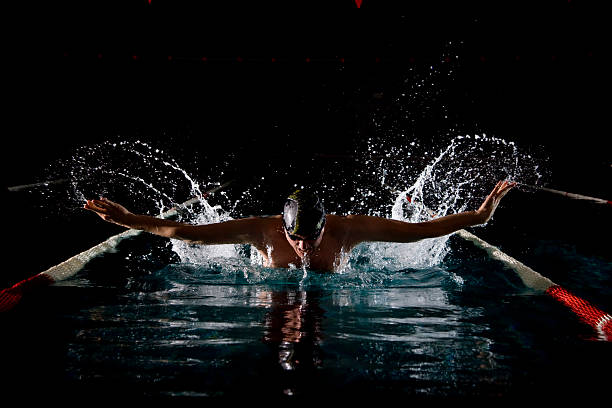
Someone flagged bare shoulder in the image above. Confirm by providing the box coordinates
[238,215,281,231]
[214,214,282,237]
[321,214,376,249]
[325,213,371,226]
[330,213,372,226]
[213,215,282,248]
[324,214,349,225]
[327,213,416,245]
[253,214,283,235]
[256,214,282,224]
[323,214,358,238]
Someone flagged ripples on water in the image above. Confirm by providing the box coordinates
[60,233,527,399]
[29,135,608,399]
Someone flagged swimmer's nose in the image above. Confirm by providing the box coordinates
[297,240,312,251]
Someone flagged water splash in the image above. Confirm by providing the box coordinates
[348,133,545,217]
[328,133,544,273]
[161,131,546,291]
[46,139,223,217]
[40,133,545,286]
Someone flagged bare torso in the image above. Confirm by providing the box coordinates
[255,215,352,272]
[84,181,515,274]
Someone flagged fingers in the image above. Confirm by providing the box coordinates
[84,199,112,213]
[499,180,516,194]
[83,200,102,213]
[485,181,504,202]
[492,180,516,201]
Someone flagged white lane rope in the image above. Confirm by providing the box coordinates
[0,180,233,312]
[407,194,612,341]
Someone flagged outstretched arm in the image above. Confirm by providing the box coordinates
[347,181,516,245]
[84,198,265,245]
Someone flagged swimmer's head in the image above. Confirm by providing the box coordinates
[282,188,326,242]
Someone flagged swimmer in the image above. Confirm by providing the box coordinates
[84,181,516,272]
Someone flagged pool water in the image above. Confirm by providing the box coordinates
[3,226,610,403]
[3,137,610,403]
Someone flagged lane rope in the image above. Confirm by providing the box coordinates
[517,182,611,206]
[7,178,71,192]
[407,194,612,341]
[0,180,233,313]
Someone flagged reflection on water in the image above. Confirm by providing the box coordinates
[12,228,606,402]
[59,256,519,398]
[26,134,606,398]
[261,289,324,396]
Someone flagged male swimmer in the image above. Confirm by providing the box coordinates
[84,181,516,272]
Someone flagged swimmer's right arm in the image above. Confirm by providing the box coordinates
[84,198,265,245]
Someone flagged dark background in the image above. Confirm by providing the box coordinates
[3,0,610,285]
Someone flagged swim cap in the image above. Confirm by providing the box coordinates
[282,189,326,239]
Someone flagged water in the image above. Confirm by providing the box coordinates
[64,263,489,397]
[3,136,610,402]
[8,233,610,401]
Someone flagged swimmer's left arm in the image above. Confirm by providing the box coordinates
[84,197,267,246]
[347,181,515,245]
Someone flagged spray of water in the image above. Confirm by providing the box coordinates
[45,139,226,216]
[40,131,545,288]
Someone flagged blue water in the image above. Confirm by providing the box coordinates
[5,229,610,403]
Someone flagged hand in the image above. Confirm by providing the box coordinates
[84,197,132,226]
[476,180,516,224]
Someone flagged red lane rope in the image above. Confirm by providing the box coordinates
[406,193,612,341]
[1,181,233,313]
[0,274,55,313]
[546,285,612,340]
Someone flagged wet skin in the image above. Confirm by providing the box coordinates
[84,181,516,273]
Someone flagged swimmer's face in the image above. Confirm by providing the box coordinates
[284,228,324,258]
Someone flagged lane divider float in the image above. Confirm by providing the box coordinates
[517,182,611,206]
[7,178,70,192]
[0,180,233,313]
[407,194,612,341]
